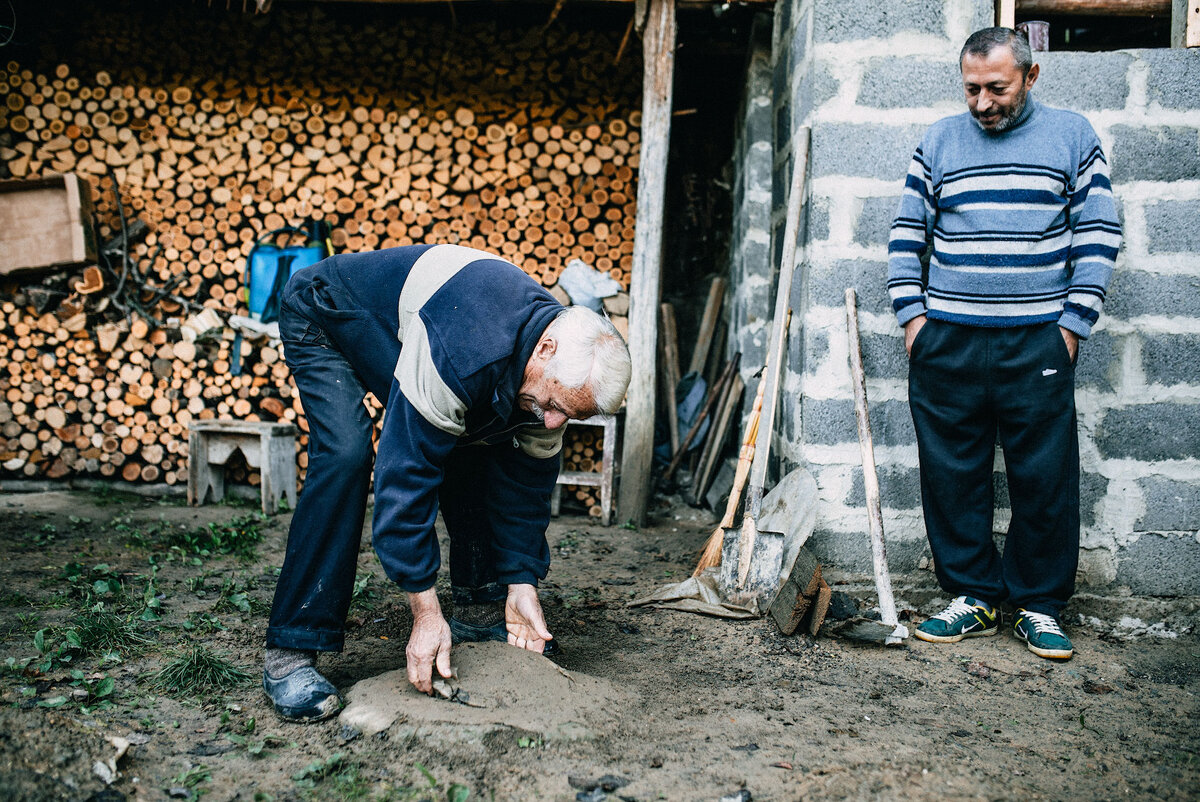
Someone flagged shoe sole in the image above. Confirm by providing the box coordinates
[913,626,998,643]
[264,689,343,723]
[1016,633,1074,660]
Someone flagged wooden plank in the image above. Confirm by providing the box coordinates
[691,373,744,506]
[688,276,727,375]
[0,174,97,275]
[617,0,675,527]
[807,577,833,636]
[1188,0,1200,46]
[768,546,821,636]
[1016,0,1169,15]
[997,0,1016,27]
[659,303,681,454]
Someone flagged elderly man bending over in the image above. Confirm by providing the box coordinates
[262,244,631,721]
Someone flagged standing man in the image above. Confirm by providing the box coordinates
[262,244,631,721]
[887,28,1120,660]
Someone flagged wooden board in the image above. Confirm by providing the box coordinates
[0,174,96,275]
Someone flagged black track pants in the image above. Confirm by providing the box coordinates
[907,319,1079,616]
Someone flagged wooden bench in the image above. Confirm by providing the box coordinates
[551,414,619,526]
[188,420,298,515]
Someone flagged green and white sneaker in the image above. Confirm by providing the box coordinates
[1013,609,1074,660]
[914,596,999,643]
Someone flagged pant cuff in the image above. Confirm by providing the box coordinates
[265,625,345,653]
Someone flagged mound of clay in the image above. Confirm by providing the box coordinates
[339,642,631,739]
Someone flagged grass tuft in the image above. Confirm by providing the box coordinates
[148,644,254,696]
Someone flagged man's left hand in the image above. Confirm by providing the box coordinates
[505,583,553,654]
[1059,327,1079,362]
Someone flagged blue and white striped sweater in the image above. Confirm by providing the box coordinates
[887,98,1121,338]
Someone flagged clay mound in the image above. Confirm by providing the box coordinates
[340,641,631,739]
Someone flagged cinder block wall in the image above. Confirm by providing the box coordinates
[727,0,1200,601]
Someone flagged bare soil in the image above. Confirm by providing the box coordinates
[0,488,1197,801]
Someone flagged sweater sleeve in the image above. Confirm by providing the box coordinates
[481,433,560,586]
[887,144,936,326]
[1059,137,1121,339]
[371,378,460,592]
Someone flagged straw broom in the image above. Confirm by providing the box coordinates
[693,359,768,575]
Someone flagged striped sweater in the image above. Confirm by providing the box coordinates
[887,97,1121,338]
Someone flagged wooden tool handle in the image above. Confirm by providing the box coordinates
[845,288,899,628]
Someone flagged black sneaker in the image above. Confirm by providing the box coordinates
[448,617,560,657]
[262,666,342,722]
[914,596,999,643]
[1013,608,1074,660]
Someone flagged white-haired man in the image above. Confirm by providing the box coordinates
[262,244,631,721]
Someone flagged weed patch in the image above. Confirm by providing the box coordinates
[148,644,255,697]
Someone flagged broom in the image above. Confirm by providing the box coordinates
[692,357,768,575]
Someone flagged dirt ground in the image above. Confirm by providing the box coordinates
[0,488,1197,802]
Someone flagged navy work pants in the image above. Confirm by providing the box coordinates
[907,319,1079,617]
[265,279,504,653]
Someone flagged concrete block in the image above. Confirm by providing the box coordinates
[808,527,929,574]
[1074,329,1117,394]
[854,195,902,248]
[797,62,839,117]
[1034,52,1132,111]
[1138,477,1200,532]
[1095,402,1200,461]
[808,259,892,315]
[847,464,921,509]
[1146,200,1200,254]
[811,123,926,180]
[812,0,944,44]
[1142,333,1200,387]
[803,397,914,447]
[1109,126,1200,183]
[858,58,961,109]
[859,331,908,380]
[789,10,807,73]
[746,147,773,195]
[1104,271,1200,320]
[1116,532,1200,596]
[744,98,773,151]
[1080,471,1107,528]
[807,195,831,241]
[1141,48,1200,110]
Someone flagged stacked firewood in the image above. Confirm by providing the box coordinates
[0,8,639,510]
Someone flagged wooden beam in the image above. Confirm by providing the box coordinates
[1189,0,1200,46]
[618,0,675,527]
[1016,0,1170,15]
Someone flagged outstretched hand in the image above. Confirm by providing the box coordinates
[405,588,452,694]
[505,583,553,654]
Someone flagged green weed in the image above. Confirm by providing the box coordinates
[73,604,154,657]
[170,765,212,798]
[182,611,227,634]
[211,577,268,616]
[350,573,379,612]
[226,731,290,758]
[148,644,254,697]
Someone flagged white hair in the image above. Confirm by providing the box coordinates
[542,305,631,415]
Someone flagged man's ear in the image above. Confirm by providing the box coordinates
[1025,62,1039,91]
[535,335,557,361]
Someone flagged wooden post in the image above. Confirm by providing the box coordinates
[688,276,727,375]
[659,302,681,454]
[1182,0,1200,46]
[997,0,1016,27]
[618,0,676,526]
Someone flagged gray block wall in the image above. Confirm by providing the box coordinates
[726,0,1200,603]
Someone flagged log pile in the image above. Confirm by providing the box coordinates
[559,424,605,517]
[0,5,639,508]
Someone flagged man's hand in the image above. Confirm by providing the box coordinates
[904,315,927,356]
[505,583,553,654]
[405,588,452,695]
[1059,327,1079,362]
